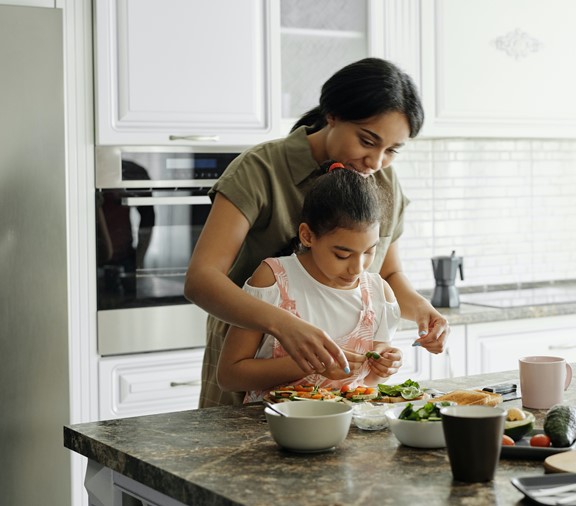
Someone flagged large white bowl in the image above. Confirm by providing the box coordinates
[385,403,446,448]
[264,401,353,452]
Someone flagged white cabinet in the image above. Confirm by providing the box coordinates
[467,315,576,375]
[279,0,372,129]
[420,0,576,138]
[94,0,280,146]
[99,349,203,420]
[391,323,465,383]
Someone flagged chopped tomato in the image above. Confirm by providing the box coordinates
[530,434,551,447]
[340,385,351,393]
[365,388,375,395]
[294,384,314,392]
[502,435,515,446]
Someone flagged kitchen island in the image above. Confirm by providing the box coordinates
[65,369,575,506]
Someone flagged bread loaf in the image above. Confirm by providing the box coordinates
[433,389,502,406]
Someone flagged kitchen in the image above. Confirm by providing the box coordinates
[1,1,576,505]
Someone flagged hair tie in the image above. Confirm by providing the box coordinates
[320,160,346,174]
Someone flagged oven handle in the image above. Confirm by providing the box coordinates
[121,196,212,206]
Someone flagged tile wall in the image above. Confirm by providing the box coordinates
[395,139,576,291]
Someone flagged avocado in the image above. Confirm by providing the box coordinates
[543,404,576,447]
[504,411,535,441]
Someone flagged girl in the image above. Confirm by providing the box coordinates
[217,166,403,401]
[185,57,449,407]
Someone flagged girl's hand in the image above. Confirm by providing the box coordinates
[366,345,403,379]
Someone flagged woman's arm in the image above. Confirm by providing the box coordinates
[185,193,349,373]
[379,242,449,354]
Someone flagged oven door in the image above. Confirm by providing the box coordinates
[96,188,210,355]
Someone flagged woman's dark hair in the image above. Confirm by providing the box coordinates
[299,167,383,244]
[291,57,424,138]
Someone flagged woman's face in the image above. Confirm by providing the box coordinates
[298,222,380,290]
[323,111,410,177]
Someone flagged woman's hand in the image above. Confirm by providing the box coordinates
[321,349,365,380]
[271,310,351,376]
[410,307,450,354]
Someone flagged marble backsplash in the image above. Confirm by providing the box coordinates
[395,138,576,291]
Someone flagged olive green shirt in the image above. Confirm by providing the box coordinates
[200,126,409,407]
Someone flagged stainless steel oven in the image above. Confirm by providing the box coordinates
[95,146,240,355]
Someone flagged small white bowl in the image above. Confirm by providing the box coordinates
[265,401,353,453]
[385,403,446,448]
[352,403,392,431]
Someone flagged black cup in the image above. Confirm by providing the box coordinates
[441,405,506,482]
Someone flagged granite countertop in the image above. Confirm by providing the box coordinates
[399,279,576,331]
[64,369,575,506]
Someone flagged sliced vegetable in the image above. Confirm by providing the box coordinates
[365,351,381,360]
[504,410,535,442]
[398,401,453,421]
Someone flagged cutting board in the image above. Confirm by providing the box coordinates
[544,451,576,473]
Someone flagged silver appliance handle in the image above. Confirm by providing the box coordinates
[169,135,220,142]
[121,196,211,206]
[549,344,576,350]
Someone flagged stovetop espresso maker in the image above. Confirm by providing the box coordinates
[431,251,464,308]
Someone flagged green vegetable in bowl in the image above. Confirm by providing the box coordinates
[399,401,454,421]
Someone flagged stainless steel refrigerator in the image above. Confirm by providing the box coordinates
[0,5,71,506]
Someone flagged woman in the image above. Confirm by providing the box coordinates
[185,57,450,407]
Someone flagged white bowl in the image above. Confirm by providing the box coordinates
[352,403,392,431]
[264,401,353,452]
[385,403,446,448]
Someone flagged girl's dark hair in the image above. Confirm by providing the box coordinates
[291,57,424,138]
[299,168,383,243]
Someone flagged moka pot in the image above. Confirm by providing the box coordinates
[431,251,464,308]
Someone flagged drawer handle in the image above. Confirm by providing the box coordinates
[169,135,220,142]
[549,344,576,350]
[170,380,200,388]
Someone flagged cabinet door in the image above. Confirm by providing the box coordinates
[467,315,576,375]
[94,0,278,145]
[99,349,204,420]
[279,0,371,130]
[420,0,576,138]
[390,328,432,383]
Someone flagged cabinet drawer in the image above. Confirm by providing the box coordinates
[467,315,576,375]
[99,349,204,420]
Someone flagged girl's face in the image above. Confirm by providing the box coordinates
[298,222,380,289]
[323,111,410,177]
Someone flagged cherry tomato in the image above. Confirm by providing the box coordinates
[530,434,551,447]
[502,435,515,446]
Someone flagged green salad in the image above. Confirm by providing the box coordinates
[377,379,423,400]
[398,401,453,421]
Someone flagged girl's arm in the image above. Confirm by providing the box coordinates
[184,193,349,374]
[217,262,306,392]
[380,241,449,354]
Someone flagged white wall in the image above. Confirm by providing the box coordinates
[397,138,576,290]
